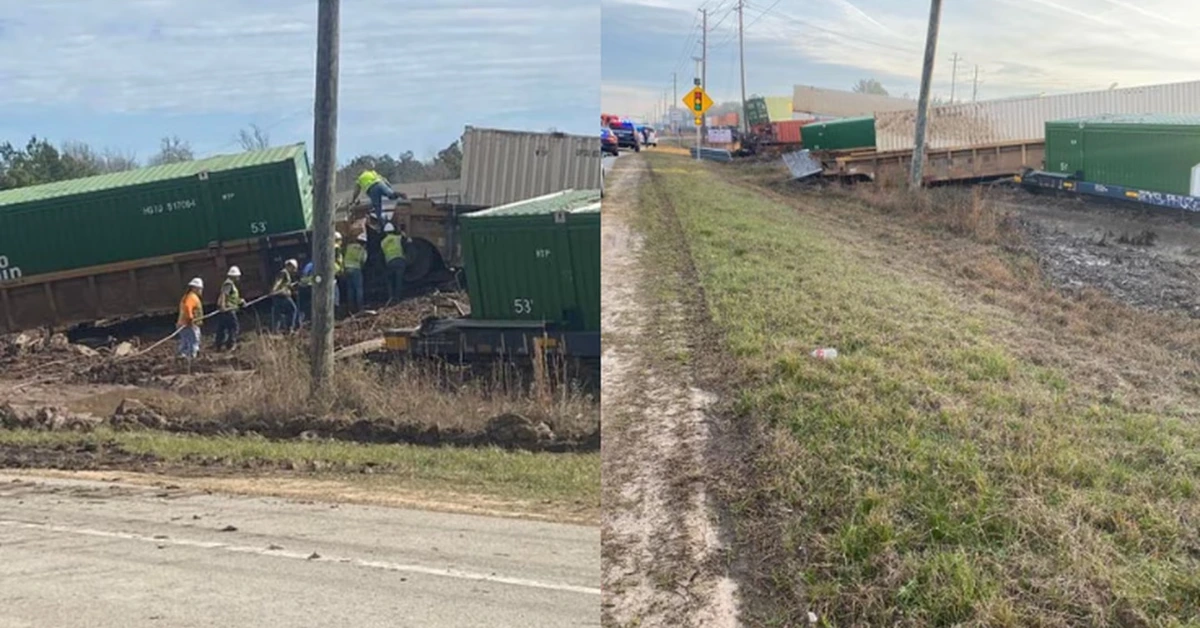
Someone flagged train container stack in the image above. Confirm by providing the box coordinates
[382,189,601,362]
[0,144,314,333]
[1019,114,1200,211]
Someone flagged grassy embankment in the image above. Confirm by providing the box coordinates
[638,152,1200,626]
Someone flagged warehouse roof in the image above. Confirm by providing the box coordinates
[1050,113,1200,126]
[464,189,601,218]
[0,143,308,209]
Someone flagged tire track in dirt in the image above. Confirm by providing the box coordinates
[600,155,740,627]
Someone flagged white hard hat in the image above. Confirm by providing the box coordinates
[188,277,204,289]
[285,258,298,268]
[357,232,368,242]
[334,231,343,241]
[384,223,396,233]
[227,266,241,278]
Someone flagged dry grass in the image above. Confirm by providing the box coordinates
[640,152,1200,626]
[179,338,599,440]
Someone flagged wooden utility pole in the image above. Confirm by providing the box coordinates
[672,72,678,133]
[700,8,707,138]
[909,0,943,189]
[310,0,339,395]
[949,52,960,103]
[737,0,747,133]
[693,56,703,160]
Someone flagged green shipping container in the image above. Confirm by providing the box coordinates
[1045,115,1200,196]
[0,144,312,279]
[800,116,876,151]
[459,189,601,331]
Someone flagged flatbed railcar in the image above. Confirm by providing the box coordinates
[1016,169,1200,212]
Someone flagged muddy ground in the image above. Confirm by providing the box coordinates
[0,290,601,458]
[998,189,1200,316]
[1,291,468,386]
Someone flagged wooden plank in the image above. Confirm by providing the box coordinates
[87,275,100,317]
[0,287,13,332]
[42,282,58,325]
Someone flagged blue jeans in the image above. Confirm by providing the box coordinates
[272,295,298,332]
[177,325,200,358]
[368,182,399,226]
[297,286,312,325]
[345,269,364,312]
[386,258,407,302]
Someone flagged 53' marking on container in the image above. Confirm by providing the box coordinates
[250,221,269,234]
[513,299,533,314]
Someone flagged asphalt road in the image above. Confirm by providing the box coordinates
[0,474,599,628]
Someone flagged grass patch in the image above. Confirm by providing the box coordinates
[640,152,1200,626]
[0,427,599,514]
[182,339,598,438]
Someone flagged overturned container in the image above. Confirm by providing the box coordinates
[458,189,601,331]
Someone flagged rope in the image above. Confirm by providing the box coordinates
[118,292,278,360]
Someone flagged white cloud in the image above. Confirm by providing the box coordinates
[0,0,599,153]
[608,0,1200,106]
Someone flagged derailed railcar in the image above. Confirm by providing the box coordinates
[382,189,601,362]
[0,145,314,333]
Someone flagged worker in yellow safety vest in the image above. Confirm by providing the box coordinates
[333,231,344,311]
[214,266,244,351]
[270,259,300,333]
[349,162,408,227]
[380,223,408,303]
[342,232,368,313]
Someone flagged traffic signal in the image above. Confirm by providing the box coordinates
[693,91,703,112]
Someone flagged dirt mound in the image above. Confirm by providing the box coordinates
[69,351,253,386]
[0,403,101,432]
[331,291,468,348]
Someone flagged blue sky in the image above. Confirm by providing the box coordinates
[0,0,599,163]
[602,0,1200,118]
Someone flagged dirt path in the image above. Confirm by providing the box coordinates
[600,155,740,627]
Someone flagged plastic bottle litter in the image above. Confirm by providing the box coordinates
[810,348,838,359]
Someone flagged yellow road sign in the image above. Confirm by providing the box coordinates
[683,87,713,117]
[694,116,703,127]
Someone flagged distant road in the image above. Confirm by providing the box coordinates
[0,474,599,628]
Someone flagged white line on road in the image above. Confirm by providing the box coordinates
[0,518,601,597]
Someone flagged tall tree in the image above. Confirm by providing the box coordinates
[61,142,138,174]
[147,135,194,166]
[236,124,271,151]
[852,78,889,96]
[0,136,100,190]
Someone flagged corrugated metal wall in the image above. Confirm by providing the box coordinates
[460,127,602,207]
[875,81,1200,151]
[792,85,916,117]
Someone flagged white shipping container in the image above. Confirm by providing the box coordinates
[460,127,602,207]
[792,85,916,118]
[875,80,1200,151]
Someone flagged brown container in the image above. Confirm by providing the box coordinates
[773,120,807,144]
